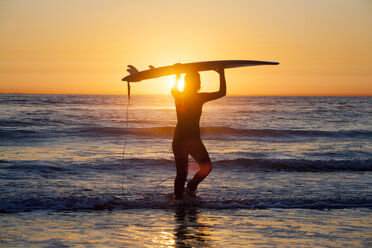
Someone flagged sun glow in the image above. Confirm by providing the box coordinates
[0,1,371,95]
[169,75,185,92]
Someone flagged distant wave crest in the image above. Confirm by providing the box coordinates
[78,126,372,140]
[2,124,371,141]
[217,158,372,171]
[4,158,372,172]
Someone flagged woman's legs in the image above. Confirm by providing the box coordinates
[187,140,212,192]
[173,142,189,199]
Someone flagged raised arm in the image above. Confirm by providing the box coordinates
[200,69,226,102]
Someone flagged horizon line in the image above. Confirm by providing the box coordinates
[1,92,371,97]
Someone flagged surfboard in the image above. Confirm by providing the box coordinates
[122,60,279,82]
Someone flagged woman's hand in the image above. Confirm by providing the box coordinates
[215,68,225,75]
[127,65,139,75]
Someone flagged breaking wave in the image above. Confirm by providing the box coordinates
[3,158,371,172]
[1,194,371,213]
[78,126,372,140]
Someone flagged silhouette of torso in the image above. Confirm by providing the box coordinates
[173,94,203,142]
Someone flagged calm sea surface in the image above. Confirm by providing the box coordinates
[0,94,371,247]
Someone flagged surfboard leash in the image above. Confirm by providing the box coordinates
[152,175,174,196]
[120,80,178,198]
[121,81,131,194]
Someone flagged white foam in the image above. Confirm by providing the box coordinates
[2,194,371,213]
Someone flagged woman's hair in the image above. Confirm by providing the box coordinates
[184,71,201,92]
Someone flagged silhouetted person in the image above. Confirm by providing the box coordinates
[172,69,226,199]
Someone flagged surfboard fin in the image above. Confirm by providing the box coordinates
[149,65,155,69]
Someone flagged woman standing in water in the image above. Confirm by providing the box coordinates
[171,69,226,199]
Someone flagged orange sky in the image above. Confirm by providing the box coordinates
[0,0,371,95]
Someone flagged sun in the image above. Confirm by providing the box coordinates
[169,74,185,91]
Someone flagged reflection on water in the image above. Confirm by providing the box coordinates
[174,208,212,247]
[0,209,370,247]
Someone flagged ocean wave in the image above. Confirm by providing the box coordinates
[0,129,39,140]
[217,158,372,171]
[77,126,372,140]
[2,123,371,141]
[4,158,372,172]
[120,158,372,172]
[1,194,371,213]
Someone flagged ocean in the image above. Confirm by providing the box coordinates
[0,94,371,247]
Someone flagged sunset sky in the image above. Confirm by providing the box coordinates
[0,0,371,95]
